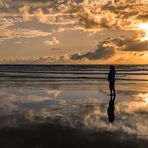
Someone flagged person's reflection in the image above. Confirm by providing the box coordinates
[107,94,116,123]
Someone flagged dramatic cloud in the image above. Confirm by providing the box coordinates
[19,4,30,21]
[1,0,148,35]
[0,0,148,64]
[71,35,148,61]
[113,36,148,51]
[2,0,148,29]
[0,35,147,64]
[71,39,116,60]
[33,8,48,23]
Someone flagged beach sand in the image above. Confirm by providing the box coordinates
[0,65,147,148]
[0,123,147,148]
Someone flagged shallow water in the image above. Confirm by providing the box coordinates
[0,64,147,139]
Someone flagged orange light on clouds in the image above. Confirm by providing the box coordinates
[138,23,148,41]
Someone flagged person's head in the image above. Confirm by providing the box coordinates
[110,65,115,71]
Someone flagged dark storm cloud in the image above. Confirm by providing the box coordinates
[137,14,148,21]
[70,35,148,61]
[113,37,148,51]
[123,40,148,51]
[71,39,115,60]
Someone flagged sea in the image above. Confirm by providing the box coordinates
[0,64,147,139]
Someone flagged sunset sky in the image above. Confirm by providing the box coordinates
[0,0,148,64]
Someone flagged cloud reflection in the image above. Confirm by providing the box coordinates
[0,85,147,139]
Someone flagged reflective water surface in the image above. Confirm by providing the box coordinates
[0,65,147,140]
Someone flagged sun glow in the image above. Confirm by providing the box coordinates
[138,93,148,105]
[138,23,148,41]
[142,93,148,104]
[144,93,148,104]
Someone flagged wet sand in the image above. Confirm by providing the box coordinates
[0,123,147,148]
[0,65,147,147]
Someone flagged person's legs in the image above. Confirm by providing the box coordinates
[109,83,113,95]
[112,82,116,96]
[110,82,115,96]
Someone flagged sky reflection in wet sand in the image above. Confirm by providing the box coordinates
[0,80,147,140]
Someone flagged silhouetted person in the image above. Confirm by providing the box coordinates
[108,65,116,96]
[107,95,115,123]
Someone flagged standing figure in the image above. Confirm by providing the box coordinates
[108,65,116,96]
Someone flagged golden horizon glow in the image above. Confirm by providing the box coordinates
[144,93,148,104]
[137,93,148,105]
[138,23,148,41]
[1,0,148,64]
